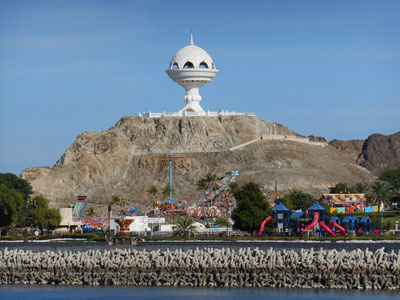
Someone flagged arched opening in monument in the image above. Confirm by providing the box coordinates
[172,63,179,69]
[199,62,209,69]
[183,62,194,69]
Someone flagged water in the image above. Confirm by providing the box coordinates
[3,240,400,253]
[1,286,400,300]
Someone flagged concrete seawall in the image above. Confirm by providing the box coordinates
[1,247,399,289]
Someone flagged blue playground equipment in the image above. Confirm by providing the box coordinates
[82,224,104,233]
[329,216,341,224]
[272,202,290,234]
[342,216,359,231]
[128,206,140,215]
[290,210,305,236]
[307,201,326,237]
[360,216,372,236]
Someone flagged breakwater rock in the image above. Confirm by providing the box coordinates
[1,247,399,289]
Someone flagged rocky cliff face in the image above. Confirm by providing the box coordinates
[56,115,261,166]
[21,115,374,210]
[330,132,400,176]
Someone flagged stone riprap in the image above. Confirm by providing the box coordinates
[1,247,399,289]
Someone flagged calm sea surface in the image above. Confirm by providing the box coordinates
[1,286,400,300]
[2,240,400,252]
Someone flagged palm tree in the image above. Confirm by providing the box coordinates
[204,173,219,192]
[173,217,197,238]
[146,185,158,203]
[353,182,371,194]
[108,194,121,218]
[197,173,219,205]
[161,183,174,200]
[367,181,393,208]
[196,178,208,191]
[86,207,96,217]
[227,182,240,196]
[213,217,232,231]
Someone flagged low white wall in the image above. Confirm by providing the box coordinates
[262,135,327,147]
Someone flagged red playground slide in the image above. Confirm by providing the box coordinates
[304,212,319,231]
[255,216,273,236]
[320,221,337,237]
[332,222,346,236]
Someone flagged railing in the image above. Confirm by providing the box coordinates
[136,110,256,118]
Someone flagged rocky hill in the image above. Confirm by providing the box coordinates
[21,115,374,210]
[329,132,400,176]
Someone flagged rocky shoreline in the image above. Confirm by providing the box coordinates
[1,247,399,289]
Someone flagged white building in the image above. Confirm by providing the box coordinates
[158,224,174,233]
[110,216,166,234]
[59,207,81,227]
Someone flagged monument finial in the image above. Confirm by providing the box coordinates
[190,31,194,45]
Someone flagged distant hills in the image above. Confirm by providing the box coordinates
[330,131,400,176]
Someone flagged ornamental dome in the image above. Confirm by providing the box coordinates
[168,35,216,70]
[165,34,219,115]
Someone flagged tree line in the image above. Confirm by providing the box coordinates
[0,173,61,231]
[231,167,400,234]
[328,167,400,208]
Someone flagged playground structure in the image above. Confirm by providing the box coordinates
[82,220,104,234]
[255,216,272,236]
[255,200,377,237]
[360,216,372,236]
[304,202,326,237]
[342,215,359,231]
[328,216,346,236]
[305,212,345,237]
[254,202,291,237]
[72,196,88,219]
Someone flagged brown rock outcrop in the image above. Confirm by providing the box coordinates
[330,132,400,176]
[21,115,374,210]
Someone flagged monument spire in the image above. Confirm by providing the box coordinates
[190,31,194,45]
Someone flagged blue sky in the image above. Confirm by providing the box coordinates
[0,0,399,175]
